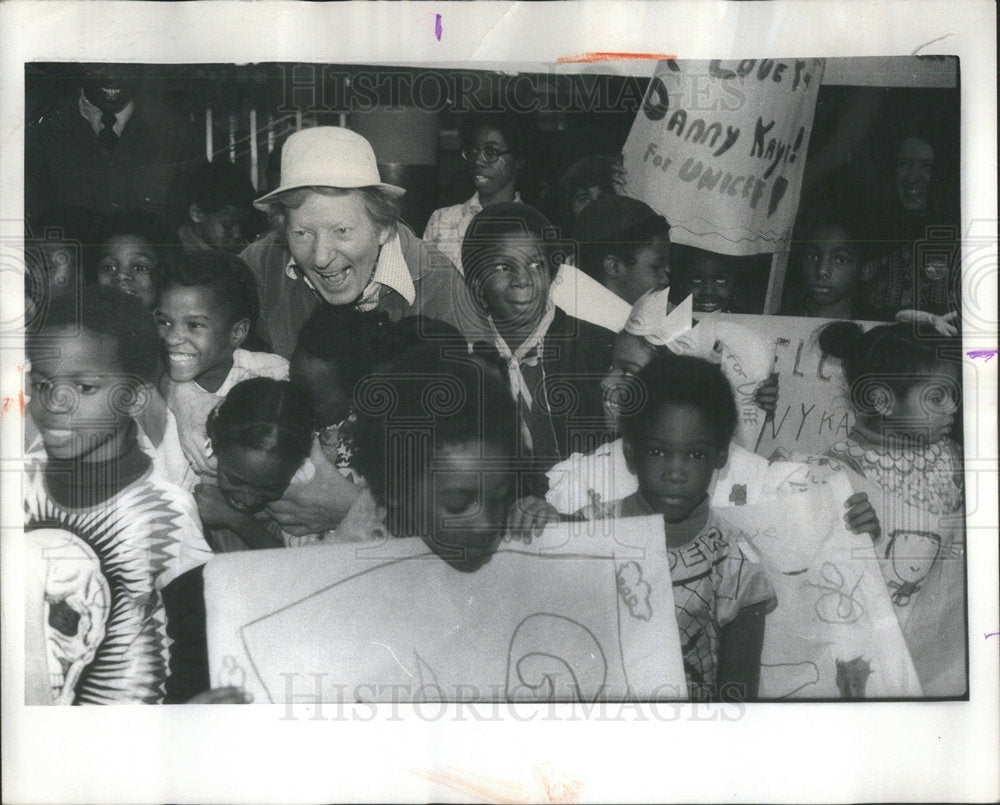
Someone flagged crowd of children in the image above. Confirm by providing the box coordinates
[21,104,965,706]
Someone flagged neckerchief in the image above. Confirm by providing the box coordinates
[489,300,556,452]
[489,299,556,412]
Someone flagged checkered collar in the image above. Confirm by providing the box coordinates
[464,191,522,216]
[284,230,415,307]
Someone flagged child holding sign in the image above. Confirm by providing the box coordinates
[577,353,777,701]
[351,342,559,572]
[811,321,964,695]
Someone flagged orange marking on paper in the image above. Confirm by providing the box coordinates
[2,391,25,416]
[411,763,583,804]
[558,52,675,63]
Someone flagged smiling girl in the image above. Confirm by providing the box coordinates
[461,202,614,475]
[423,111,532,273]
[88,209,176,309]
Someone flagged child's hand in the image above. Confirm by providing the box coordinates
[895,308,959,336]
[505,495,561,545]
[179,420,217,477]
[194,483,241,530]
[753,373,780,414]
[266,440,361,537]
[844,492,881,541]
[187,686,254,704]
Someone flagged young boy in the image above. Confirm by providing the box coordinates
[578,353,776,701]
[178,160,258,254]
[573,195,671,305]
[24,286,213,704]
[671,245,744,315]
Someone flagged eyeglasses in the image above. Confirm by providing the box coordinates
[461,145,511,165]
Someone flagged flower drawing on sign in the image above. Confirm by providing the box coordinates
[616,561,653,621]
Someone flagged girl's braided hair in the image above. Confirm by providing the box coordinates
[206,378,313,466]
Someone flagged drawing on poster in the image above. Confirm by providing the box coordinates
[205,517,687,703]
[718,475,922,699]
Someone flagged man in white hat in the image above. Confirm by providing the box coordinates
[242,126,488,357]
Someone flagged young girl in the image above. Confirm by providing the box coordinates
[193,378,316,551]
[289,306,421,472]
[462,201,614,475]
[546,288,880,540]
[812,321,964,695]
[781,205,875,320]
[816,321,962,512]
[88,209,177,310]
[156,249,288,484]
[350,342,557,570]
[578,354,777,701]
[423,111,532,273]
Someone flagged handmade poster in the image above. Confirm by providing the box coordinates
[719,474,923,699]
[205,516,687,703]
[848,475,967,697]
[622,59,825,255]
[722,314,879,457]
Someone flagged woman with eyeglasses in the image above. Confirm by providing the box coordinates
[423,112,532,274]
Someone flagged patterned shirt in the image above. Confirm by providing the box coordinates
[422,192,522,273]
[578,495,776,699]
[24,461,212,704]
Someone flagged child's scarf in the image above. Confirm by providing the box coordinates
[489,299,557,451]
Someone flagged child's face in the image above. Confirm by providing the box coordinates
[192,204,245,254]
[215,444,299,513]
[289,353,351,429]
[801,225,863,309]
[613,236,671,305]
[887,362,960,443]
[683,257,737,314]
[570,185,605,220]
[285,191,391,306]
[97,235,160,309]
[469,126,518,199]
[624,403,727,524]
[28,327,137,462]
[894,135,934,214]
[155,285,246,390]
[601,332,656,431]
[480,234,551,330]
[403,439,516,573]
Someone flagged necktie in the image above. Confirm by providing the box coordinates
[99,111,118,151]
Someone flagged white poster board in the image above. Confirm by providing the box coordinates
[622,59,824,255]
[723,314,878,457]
[720,474,923,699]
[205,516,687,702]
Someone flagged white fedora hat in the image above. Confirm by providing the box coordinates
[254,126,406,209]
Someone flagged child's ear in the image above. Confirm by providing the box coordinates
[714,444,730,471]
[122,382,153,419]
[871,385,894,417]
[603,255,624,281]
[229,318,251,349]
[189,203,205,224]
[622,439,637,475]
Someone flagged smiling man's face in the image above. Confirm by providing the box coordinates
[81,64,137,113]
